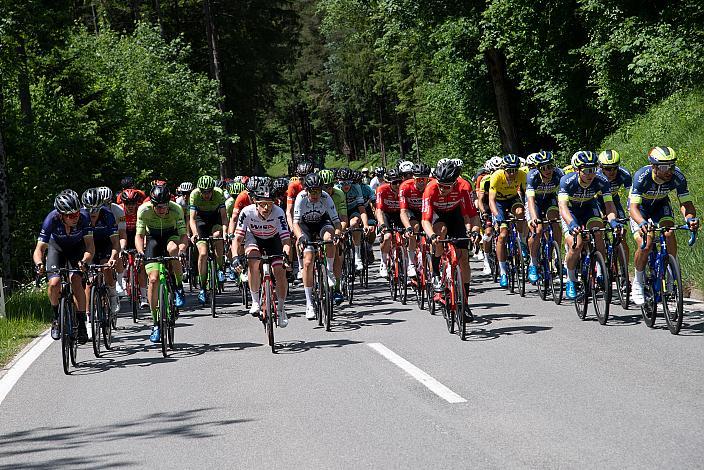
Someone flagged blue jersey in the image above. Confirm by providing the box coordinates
[629,165,691,208]
[38,209,94,248]
[337,183,364,211]
[90,207,118,241]
[598,166,631,207]
[558,172,612,208]
[360,184,376,207]
[526,168,564,203]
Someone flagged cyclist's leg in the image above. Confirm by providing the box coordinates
[45,241,67,327]
[166,238,183,287]
[495,200,511,276]
[430,218,448,282]
[144,237,165,325]
[656,203,678,256]
[526,201,542,268]
[245,242,262,308]
[195,219,210,287]
[546,205,562,246]
[211,225,225,273]
[300,224,318,316]
[321,225,336,277]
[562,208,586,283]
[631,205,655,272]
[512,200,527,254]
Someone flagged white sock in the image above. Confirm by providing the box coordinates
[483,257,491,268]
[355,245,361,258]
[140,287,148,299]
[251,289,260,305]
[409,251,417,265]
[635,269,645,283]
[568,269,577,282]
[530,255,539,266]
[278,298,285,312]
[326,257,334,273]
[304,287,313,305]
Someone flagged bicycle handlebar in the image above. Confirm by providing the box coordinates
[639,224,698,249]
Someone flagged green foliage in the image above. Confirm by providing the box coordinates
[1,284,51,367]
[602,88,704,291]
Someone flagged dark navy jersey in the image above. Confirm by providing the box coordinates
[629,165,691,208]
[526,167,564,203]
[89,207,118,241]
[38,209,94,247]
[558,172,612,208]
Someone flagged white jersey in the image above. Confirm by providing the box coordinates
[370,176,385,191]
[235,204,290,241]
[293,190,340,225]
[108,203,126,231]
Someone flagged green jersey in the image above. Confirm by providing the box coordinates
[225,197,235,220]
[189,187,226,215]
[329,187,347,218]
[136,201,187,237]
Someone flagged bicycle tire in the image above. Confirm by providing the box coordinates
[69,306,78,367]
[454,266,466,340]
[641,263,658,328]
[516,249,526,297]
[90,286,102,358]
[210,259,217,318]
[591,252,611,325]
[321,261,332,330]
[159,282,168,357]
[347,246,355,305]
[264,280,275,352]
[399,246,408,305]
[167,288,176,349]
[60,297,71,375]
[575,258,589,320]
[549,241,563,305]
[537,246,547,301]
[103,293,114,351]
[614,244,630,309]
[508,246,516,293]
[415,250,425,310]
[130,267,139,322]
[662,254,684,335]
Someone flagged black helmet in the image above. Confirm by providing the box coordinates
[296,161,314,177]
[150,185,171,204]
[352,170,363,184]
[435,161,459,184]
[413,163,431,177]
[120,176,135,189]
[81,188,102,210]
[54,191,81,214]
[273,177,289,197]
[252,177,273,199]
[303,173,322,190]
[374,167,385,177]
[386,168,402,183]
[246,176,259,193]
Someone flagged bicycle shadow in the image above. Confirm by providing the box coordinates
[275,338,363,354]
[466,324,553,341]
[327,317,406,332]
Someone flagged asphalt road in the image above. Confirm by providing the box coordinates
[2,254,704,469]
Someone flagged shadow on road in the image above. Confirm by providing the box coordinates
[0,408,253,469]
[466,325,553,341]
[275,338,363,354]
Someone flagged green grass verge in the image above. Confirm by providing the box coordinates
[0,285,52,368]
[601,87,704,293]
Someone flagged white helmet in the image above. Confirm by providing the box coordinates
[436,158,451,167]
[451,158,464,169]
[489,156,503,171]
[178,182,194,193]
[519,157,527,167]
[525,152,541,168]
[398,160,414,173]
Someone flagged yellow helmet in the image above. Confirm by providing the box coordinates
[648,146,676,164]
[598,149,620,166]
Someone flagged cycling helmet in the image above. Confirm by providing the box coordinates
[197,175,216,190]
[216,179,227,189]
[81,188,102,209]
[534,151,554,166]
[361,167,369,174]
[251,177,273,199]
[648,146,676,164]
[437,158,451,167]
[178,182,194,194]
[525,152,541,168]
[96,186,113,204]
[54,191,81,214]
[151,179,167,187]
[435,161,459,184]
[120,188,144,204]
[386,168,402,183]
[229,182,247,195]
[272,177,289,197]
[318,169,335,186]
[488,156,503,171]
[338,168,353,181]
[412,162,431,177]
[571,150,599,169]
[501,154,521,169]
[598,149,620,166]
[374,167,385,177]
[352,170,364,184]
[120,176,135,189]
[398,160,414,174]
[296,161,314,177]
[519,157,527,167]
[450,158,464,169]
[304,173,322,190]
[246,176,260,193]
[150,185,171,204]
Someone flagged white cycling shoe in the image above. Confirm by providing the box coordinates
[305,305,317,320]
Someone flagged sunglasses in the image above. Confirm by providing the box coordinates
[88,207,102,214]
[308,189,322,195]
[63,212,80,219]
[414,177,430,183]
[601,165,618,171]
[655,164,675,172]
[538,164,554,171]
[201,189,213,195]
[256,201,274,207]
[580,167,598,174]
[438,183,453,190]
[505,168,518,175]
[340,180,353,186]
[155,203,169,210]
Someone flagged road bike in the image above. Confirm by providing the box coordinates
[531,219,563,305]
[605,218,630,309]
[42,267,83,375]
[87,264,116,357]
[436,237,473,341]
[499,217,526,296]
[122,249,142,322]
[639,223,698,334]
[572,226,612,325]
[248,253,286,352]
[302,240,335,331]
[144,256,180,356]
[203,236,225,317]
[381,226,408,304]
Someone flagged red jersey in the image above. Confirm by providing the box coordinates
[234,191,252,213]
[421,179,477,222]
[398,179,424,211]
[375,183,400,213]
[118,189,147,231]
[286,180,304,207]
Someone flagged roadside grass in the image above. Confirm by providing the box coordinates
[0,285,52,368]
[602,87,704,293]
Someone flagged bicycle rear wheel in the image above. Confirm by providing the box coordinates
[537,248,547,301]
[130,267,139,322]
[388,251,398,301]
[454,266,466,340]
[89,286,102,358]
[613,244,630,309]
[167,288,176,349]
[399,247,408,305]
[210,260,217,318]
[103,291,114,351]
[515,249,526,297]
[321,262,332,331]
[591,252,611,325]
[346,247,355,305]
[641,264,658,328]
[69,308,78,367]
[60,298,71,375]
[662,255,684,334]
[574,259,589,320]
[549,241,563,305]
[159,283,168,357]
[425,253,436,315]
[264,280,275,351]
[415,251,425,310]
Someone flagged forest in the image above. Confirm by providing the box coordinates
[1,0,703,284]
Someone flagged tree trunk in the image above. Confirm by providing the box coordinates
[0,89,12,284]
[378,100,386,167]
[485,48,520,154]
[153,0,164,36]
[16,39,32,125]
[396,111,404,159]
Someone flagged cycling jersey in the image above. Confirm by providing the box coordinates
[286,180,304,207]
[398,179,423,211]
[117,189,146,205]
[119,191,146,231]
[328,187,348,218]
[189,187,226,215]
[225,197,235,220]
[293,191,340,225]
[38,210,93,247]
[234,191,252,214]
[375,183,401,213]
[563,165,575,175]
[629,165,691,208]
[176,195,189,213]
[360,184,376,207]
[338,183,365,212]
[370,176,384,191]
[108,203,126,232]
[90,208,118,241]
[526,167,565,203]
[421,180,477,222]
[489,169,527,201]
[558,172,612,208]
[136,201,187,237]
[235,204,290,241]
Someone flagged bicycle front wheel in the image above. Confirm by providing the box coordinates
[591,252,611,325]
[613,244,630,309]
[264,280,275,352]
[60,297,71,375]
[515,249,526,297]
[574,259,589,320]
[549,241,563,305]
[662,254,684,334]
[454,266,466,340]
[641,264,658,328]
[89,286,102,358]
[130,267,139,322]
[159,282,169,357]
[425,252,436,316]
[210,260,217,318]
[399,247,408,305]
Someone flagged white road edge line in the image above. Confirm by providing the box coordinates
[368,343,466,404]
[0,329,54,407]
